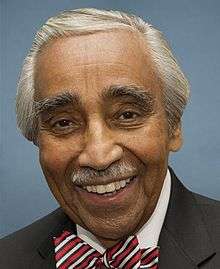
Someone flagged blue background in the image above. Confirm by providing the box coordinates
[1,0,220,238]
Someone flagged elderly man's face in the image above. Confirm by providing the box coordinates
[35,30,181,246]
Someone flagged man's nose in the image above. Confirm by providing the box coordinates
[78,121,123,170]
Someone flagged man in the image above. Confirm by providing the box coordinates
[0,8,219,268]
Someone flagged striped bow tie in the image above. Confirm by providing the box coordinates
[54,230,159,269]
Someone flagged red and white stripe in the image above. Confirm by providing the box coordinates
[54,231,159,269]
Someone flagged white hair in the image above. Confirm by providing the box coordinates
[16,8,190,143]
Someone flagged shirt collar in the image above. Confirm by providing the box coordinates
[77,169,171,253]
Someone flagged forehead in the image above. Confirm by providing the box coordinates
[34,29,161,101]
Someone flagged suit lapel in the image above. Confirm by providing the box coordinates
[35,216,77,269]
[159,228,196,268]
[159,168,216,268]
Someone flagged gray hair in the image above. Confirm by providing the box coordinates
[16,8,190,143]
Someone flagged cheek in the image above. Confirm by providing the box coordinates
[40,148,66,179]
[121,125,169,164]
[38,135,80,179]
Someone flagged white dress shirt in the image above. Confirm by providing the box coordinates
[77,169,171,252]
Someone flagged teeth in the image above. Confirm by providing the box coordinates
[84,177,134,194]
[97,185,106,194]
[91,185,96,192]
[105,183,116,193]
[115,181,121,190]
[87,186,92,192]
[120,180,126,188]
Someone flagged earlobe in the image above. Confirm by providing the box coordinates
[168,122,183,152]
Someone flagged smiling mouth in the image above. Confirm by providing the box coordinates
[80,176,136,196]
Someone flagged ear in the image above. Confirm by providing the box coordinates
[168,122,183,152]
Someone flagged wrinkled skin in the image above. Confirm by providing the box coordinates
[34,29,182,247]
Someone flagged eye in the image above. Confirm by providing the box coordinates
[53,119,73,128]
[50,118,80,134]
[40,114,82,135]
[118,111,140,120]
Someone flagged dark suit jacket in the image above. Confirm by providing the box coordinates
[1,168,220,268]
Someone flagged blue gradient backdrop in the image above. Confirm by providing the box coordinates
[1,0,220,238]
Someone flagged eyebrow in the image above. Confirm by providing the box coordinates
[102,85,155,112]
[34,85,155,117]
[34,91,81,116]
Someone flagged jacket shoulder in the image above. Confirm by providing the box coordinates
[0,208,66,267]
[193,192,220,206]
[193,192,220,250]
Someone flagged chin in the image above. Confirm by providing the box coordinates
[86,207,147,240]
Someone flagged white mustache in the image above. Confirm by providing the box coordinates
[71,162,137,186]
